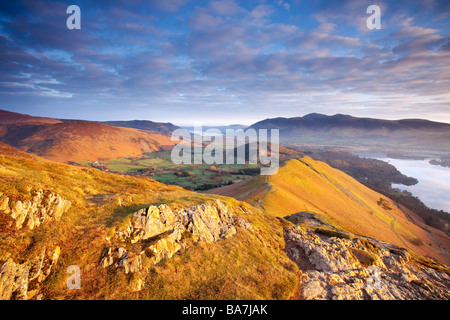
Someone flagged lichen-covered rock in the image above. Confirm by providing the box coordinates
[301,280,325,300]
[0,246,60,300]
[285,226,450,300]
[100,200,253,290]
[0,190,71,230]
[285,227,361,272]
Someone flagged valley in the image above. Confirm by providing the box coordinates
[1,110,450,301]
[74,150,259,191]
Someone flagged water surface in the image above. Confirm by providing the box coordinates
[375,157,450,212]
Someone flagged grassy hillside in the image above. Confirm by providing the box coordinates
[0,142,297,299]
[210,157,450,267]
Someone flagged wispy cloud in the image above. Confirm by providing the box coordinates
[0,0,449,125]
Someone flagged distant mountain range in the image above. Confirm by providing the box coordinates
[2,109,450,161]
[182,124,248,134]
[251,113,450,131]
[249,113,450,152]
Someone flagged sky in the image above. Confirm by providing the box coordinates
[0,0,449,126]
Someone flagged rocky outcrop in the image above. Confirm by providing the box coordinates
[285,225,450,300]
[0,190,71,230]
[0,246,60,300]
[100,200,253,290]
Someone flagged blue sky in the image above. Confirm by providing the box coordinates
[0,0,449,125]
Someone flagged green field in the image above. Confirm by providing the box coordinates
[76,151,261,191]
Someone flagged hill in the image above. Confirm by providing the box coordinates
[1,144,449,300]
[209,157,450,267]
[0,110,176,162]
[0,109,61,125]
[249,113,450,152]
[0,142,298,300]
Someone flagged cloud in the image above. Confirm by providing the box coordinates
[277,0,291,11]
[0,0,449,124]
[208,0,244,16]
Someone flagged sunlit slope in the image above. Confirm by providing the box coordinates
[0,110,175,163]
[210,156,450,266]
[0,142,297,300]
[263,157,450,265]
[16,121,175,162]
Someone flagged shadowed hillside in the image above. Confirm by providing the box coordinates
[249,113,450,152]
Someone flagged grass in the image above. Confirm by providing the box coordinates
[350,248,376,267]
[0,149,298,300]
[314,228,352,239]
[215,156,450,266]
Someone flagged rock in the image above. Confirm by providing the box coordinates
[328,274,344,286]
[0,246,60,300]
[131,277,145,292]
[119,254,142,274]
[331,283,365,300]
[0,190,71,230]
[302,280,324,300]
[285,227,361,272]
[285,225,450,300]
[100,200,253,290]
[0,193,10,214]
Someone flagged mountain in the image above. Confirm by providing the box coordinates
[209,157,450,298]
[102,120,178,135]
[251,113,450,132]
[249,113,450,152]
[1,110,450,300]
[0,110,176,162]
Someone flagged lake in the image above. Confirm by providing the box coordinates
[359,154,450,212]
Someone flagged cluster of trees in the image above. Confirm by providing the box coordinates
[429,158,450,168]
[311,150,418,190]
[193,180,235,191]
